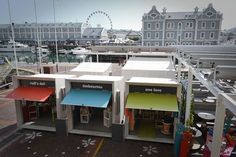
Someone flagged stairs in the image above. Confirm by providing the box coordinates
[28,104,37,120]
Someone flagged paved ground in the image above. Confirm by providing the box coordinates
[0,88,16,129]
[0,130,174,157]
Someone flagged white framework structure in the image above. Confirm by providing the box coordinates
[175,45,236,157]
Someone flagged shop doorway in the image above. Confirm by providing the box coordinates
[21,95,56,127]
[72,98,112,133]
[127,109,174,139]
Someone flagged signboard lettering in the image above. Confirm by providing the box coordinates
[130,85,176,94]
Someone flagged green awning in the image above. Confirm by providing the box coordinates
[126,93,178,112]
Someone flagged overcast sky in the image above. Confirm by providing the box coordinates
[0,0,235,31]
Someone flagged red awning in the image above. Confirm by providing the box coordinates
[6,87,54,102]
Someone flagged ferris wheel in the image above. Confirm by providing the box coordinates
[86,10,113,31]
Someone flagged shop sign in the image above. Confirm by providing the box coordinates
[129,85,176,94]
[20,79,55,87]
[71,82,112,91]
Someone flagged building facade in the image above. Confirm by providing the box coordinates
[142,4,223,46]
[0,22,108,45]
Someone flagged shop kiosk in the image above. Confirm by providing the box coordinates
[6,74,75,132]
[121,57,176,80]
[124,77,181,143]
[61,75,124,137]
[69,62,112,76]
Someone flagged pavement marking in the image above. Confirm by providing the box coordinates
[92,138,104,157]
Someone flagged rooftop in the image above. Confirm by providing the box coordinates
[127,77,179,85]
[70,62,112,73]
[68,75,123,82]
[122,57,175,71]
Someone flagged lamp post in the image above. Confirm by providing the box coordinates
[33,0,43,73]
[53,0,59,72]
[7,0,19,75]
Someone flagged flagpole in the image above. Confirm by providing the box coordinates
[33,0,43,73]
[53,0,59,72]
[7,0,19,76]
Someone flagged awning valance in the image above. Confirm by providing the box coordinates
[6,87,54,102]
[61,89,111,108]
[126,92,178,112]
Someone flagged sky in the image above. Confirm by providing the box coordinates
[0,0,235,31]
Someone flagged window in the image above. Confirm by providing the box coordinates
[186,22,193,29]
[165,42,169,46]
[189,32,192,38]
[178,22,182,30]
[156,23,159,29]
[147,32,151,39]
[185,32,192,39]
[206,11,213,17]
[190,22,193,28]
[166,32,170,38]
[146,42,151,46]
[166,32,174,39]
[185,32,189,38]
[147,23,151,29]
[155,42,159,46]
[167,22,174,29]
[151,13,157,18]
[202,22,206,28]
[155,32,159,39]
[211,22,216,28]
[200,32,205,39]
[210,32,214,39]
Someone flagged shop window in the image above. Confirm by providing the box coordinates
[104,106,112,127]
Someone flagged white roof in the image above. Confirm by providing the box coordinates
[70,62,112,73]
[68,75,123,82]
[30,74,76,79]
[127,77,179,85]
[122,57,175,71]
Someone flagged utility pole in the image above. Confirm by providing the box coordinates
[7,0,19,75]
[53,0,59,72]
[34,0,43,73]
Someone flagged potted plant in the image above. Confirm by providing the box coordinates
[161,112,174,135]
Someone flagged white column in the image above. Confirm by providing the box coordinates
[15,101,23,127]
[141,20,144,46]
[96,54,99,62]
[162,19,166,46]
[185,68,193,125]
[177,61,181,82]
[66,106,73,131]
[194,19,198,45]
[217,19,222,45]
[211,94,225,157]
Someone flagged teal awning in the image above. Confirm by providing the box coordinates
[61,89,111,108]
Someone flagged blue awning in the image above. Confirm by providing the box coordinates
[61,89,112,108]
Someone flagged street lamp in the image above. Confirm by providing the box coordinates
[33,0,43,73]
[53,0,59,72]
[7,0,19,75]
